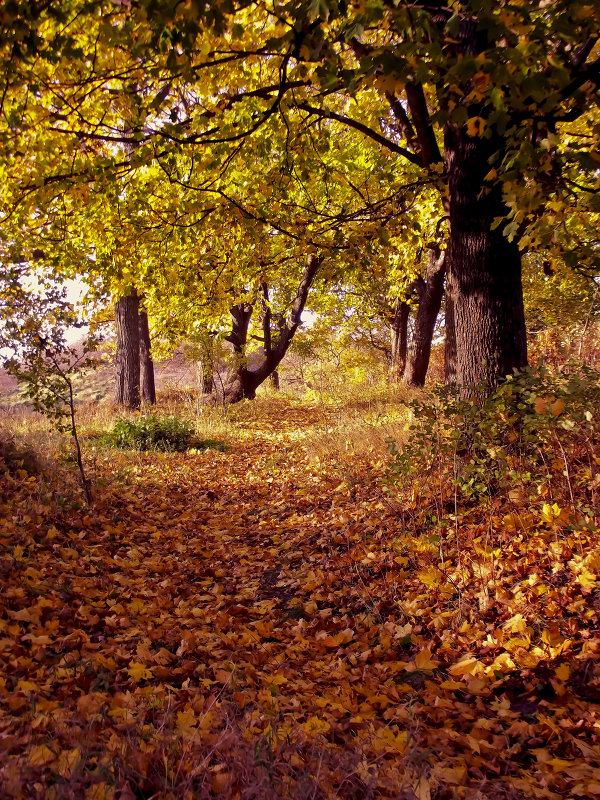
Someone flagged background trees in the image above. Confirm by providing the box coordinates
[1,1,599,399]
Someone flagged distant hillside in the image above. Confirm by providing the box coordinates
[0,348,202,410]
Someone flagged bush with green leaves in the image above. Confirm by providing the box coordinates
[387,365,600,506]
[100,415,226,453]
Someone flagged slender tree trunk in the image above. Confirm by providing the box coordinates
[138,307,156,405]
[405,247,446,386]
[445,124,527,393]
[389,299,410,383]
[270,370,280,390]
[115,291,140,409]
[202,369,213,395]
[444,265,457,386]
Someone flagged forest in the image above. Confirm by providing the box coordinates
[1,0,600,797]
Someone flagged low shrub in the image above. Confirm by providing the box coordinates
[100,415,226,453]
[387,364,600,508]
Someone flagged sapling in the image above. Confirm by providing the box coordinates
[0,267,99,503]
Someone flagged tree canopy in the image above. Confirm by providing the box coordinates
[1,0,599,394]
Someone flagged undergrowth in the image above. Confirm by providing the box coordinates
[388,364,600,512]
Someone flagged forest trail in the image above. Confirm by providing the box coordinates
[2,400,600,799]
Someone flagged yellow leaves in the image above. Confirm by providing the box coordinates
[412,648,439,672]
[86,783,113,800]
[542,627,568,650]
[322,628,354,648]
[541,502,570,525]
[28,744,56,766]
[504,635,531,652]
[466,116,486,137]
[4,394,600,797]
[487,652,516,675]
[417,565,441,588]
[127,662,154,681]
[55,747,80,779]
[303,716,331,736]
[370,725,407,754]
[127,598,145,615]
[374,74,406,95]
[16,678,39,692]
[570,554,598,587]
[176,709,197,740]
[576,567,597,588]
[448,655,483,677]
[513,648,542,669]
[503,613,528,634]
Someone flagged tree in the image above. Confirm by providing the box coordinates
[2,1,598,396]
[221,255,321,403]
[139,302,156,405]
[405,245,447,387]
[0,265,96,502]
[114,291,141,409]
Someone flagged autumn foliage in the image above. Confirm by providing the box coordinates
[1,380,600,799]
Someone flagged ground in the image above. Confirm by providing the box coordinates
[1,397,600,799]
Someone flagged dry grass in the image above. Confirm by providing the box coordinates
[0,378,417,509]
[293,383,417,465]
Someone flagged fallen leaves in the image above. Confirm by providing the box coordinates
[1,398,600,798]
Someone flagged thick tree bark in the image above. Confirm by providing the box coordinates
[222,301,254,402]
[405,247,446,386]
[445,124,527,392]
[138,307,156,405]
[221,255,321,403]
[115,291,141,409]
[389,299,410,383]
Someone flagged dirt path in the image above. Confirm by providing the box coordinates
[1,403,599,798]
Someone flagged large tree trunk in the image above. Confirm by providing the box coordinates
[221,255,321,404]
[115,291,141,409]
[405,247,446,386]
[138,306,156,405]
[222,301,255,403]
[389,299,410,383]
[445,124,527,393]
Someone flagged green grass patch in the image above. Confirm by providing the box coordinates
[99,415,227,453]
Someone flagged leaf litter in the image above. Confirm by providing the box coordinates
[1,399,600,799]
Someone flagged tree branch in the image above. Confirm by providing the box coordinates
[297,103,423,165]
